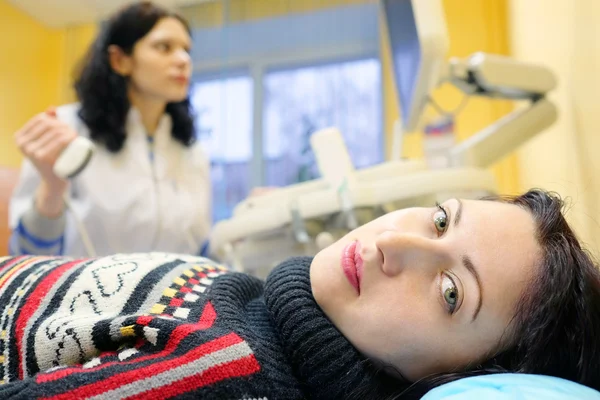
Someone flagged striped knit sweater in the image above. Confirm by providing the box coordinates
[0,253,387,399]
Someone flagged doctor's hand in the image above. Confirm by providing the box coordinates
[14,107,76,218]
[14,107,76,189]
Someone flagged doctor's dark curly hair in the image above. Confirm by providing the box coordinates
[347,189,600,399]
[74,1,195,152]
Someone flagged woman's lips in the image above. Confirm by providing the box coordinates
[171,76,189,84]
[355,241,363,290]
[342,241,362,294]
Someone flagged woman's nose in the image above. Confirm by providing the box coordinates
[174,49,191,67]
[375,231,451,277]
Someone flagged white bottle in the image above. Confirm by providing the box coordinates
[422,115,456,169]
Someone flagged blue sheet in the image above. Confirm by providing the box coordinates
[422,374,600,400]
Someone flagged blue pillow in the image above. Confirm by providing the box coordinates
[421,374,600,400]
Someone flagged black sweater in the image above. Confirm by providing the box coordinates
[0,254,394,399]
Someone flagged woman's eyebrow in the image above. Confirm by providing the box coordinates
[463,255,483,322]
[454,198,463,227]
[453,199,483,322]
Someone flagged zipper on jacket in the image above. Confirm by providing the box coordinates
[148,136,163,249]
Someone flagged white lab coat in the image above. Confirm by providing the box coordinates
[9,103,212,257]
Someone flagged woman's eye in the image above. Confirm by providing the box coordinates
[441,274,459,314]
[156,42,170,52]
[433,204,449,235]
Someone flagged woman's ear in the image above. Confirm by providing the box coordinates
[108,45,133,76]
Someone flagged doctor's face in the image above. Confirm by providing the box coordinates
[126,17,192,103]
[310,199,540,381]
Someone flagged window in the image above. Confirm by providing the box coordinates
[190,59,382,221]
[185,3,382,222]
[190,76,253,222]
[263,58,383,187]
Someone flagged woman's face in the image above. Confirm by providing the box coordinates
[310,199,540,381]
[124,17,192,103]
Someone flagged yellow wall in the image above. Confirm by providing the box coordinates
[510,0,600,254]
[0,0,96,168]
[382,0,519,194]
[0,0,63,167]
[58,24,98,103]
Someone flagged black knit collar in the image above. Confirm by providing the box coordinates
[264,257,392,399]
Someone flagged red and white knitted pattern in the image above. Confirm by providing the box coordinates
[0,253,264,399]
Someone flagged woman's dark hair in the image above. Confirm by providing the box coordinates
[353,189,600,399]
[74,1,195,152]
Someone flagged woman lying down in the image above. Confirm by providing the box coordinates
[0,189,599,399]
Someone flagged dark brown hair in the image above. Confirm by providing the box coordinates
[74,1,195,152]
[351,189,600,399]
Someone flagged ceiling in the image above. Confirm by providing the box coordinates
[7,0,215,28]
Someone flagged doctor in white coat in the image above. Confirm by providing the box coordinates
[9,2,211,257]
